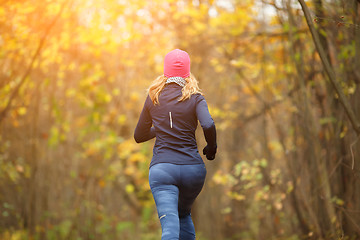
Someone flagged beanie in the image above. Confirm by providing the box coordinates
[164,49,190,78]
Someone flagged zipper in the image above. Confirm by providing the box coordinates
[169,112,173,128]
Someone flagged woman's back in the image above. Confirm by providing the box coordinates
[147,82,203,167]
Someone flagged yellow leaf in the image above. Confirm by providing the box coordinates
[112,88,120,96]
[129,152,146,162]
[126,184,134,193]
[340,125,348,138]
[17,107,26,116]
[104,94,112,103]
[0,7,5,18]
[130,92,139,102]
[68,62,76,71]
[118,114,126,125]
[66,88,76,97]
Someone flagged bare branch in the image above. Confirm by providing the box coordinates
[0,0,71,123]
[298,0,360,135]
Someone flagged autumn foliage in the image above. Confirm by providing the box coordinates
[1,0,360,239]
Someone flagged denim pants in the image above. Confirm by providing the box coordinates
[149,163,207,240]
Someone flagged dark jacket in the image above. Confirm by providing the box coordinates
[134,83,217,168]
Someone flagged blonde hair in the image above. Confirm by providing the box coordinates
[148,73,202,105]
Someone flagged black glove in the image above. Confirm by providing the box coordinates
[203,145,217,160]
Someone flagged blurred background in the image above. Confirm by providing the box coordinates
[1,0,360,239]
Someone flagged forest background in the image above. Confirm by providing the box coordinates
[1,0,360,239]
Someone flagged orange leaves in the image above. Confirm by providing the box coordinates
[46,1,62,16]
[98,179,106,188]
[123,152,146,176]
[117,139,139,160]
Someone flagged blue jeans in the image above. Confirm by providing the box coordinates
[149,163,207,240]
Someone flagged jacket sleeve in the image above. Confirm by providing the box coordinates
[196,95,217,148]
[134,96,156,143]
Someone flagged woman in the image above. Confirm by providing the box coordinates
[134,49,217,240]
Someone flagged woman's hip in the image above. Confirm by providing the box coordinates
[149,163,206,189]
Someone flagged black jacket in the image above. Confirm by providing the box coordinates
[134,83,217,168]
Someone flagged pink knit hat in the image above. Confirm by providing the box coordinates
[164,49,190,78]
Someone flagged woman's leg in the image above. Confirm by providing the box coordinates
[149,163,180,240]
[178,164,207,240]
[179,214,195,240]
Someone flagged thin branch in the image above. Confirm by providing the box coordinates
[350,134,360,169]
[314,16,360,29]
[0,0,71,124]
[335,205,360,232]
[254,28,308,37]
[298,0,360,135]
[261,0,284,11]
[241,84,300,125]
